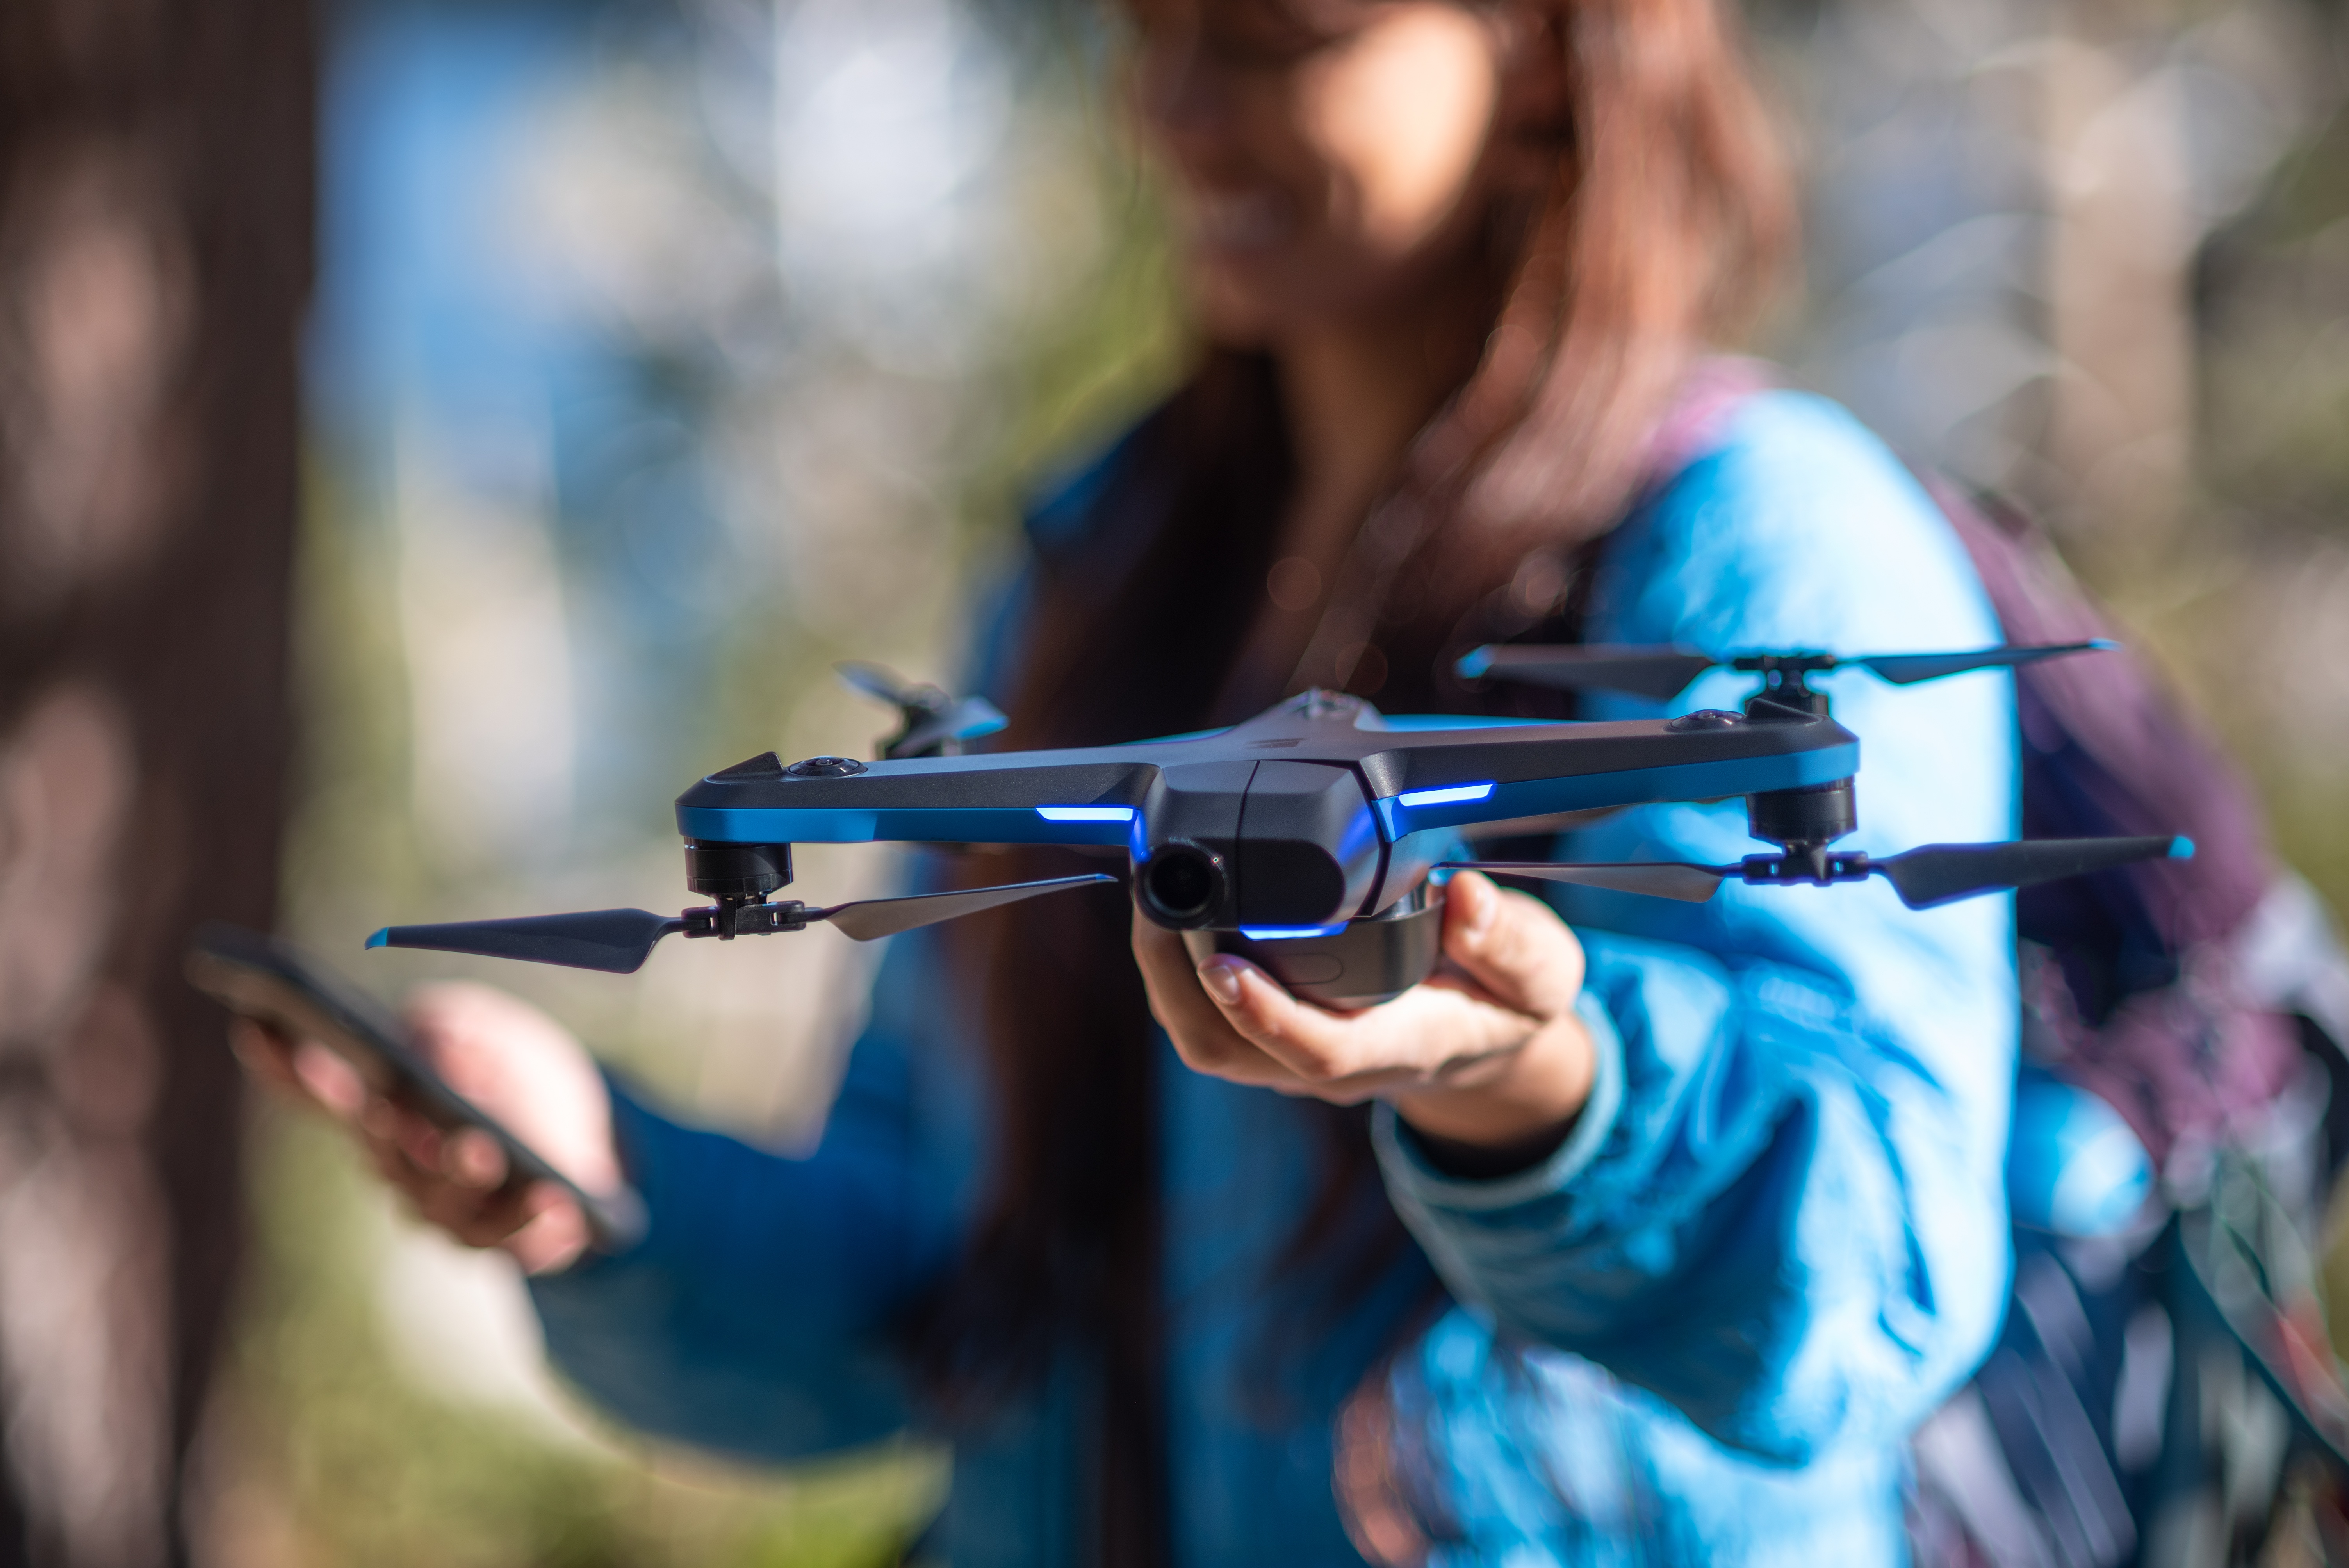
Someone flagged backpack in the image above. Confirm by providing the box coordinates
[1909,475,2349,1568]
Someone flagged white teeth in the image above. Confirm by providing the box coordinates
[1192,191,1290,249]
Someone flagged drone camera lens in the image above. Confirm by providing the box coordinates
[1140,845,1224,926]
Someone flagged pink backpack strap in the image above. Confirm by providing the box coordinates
[1633,355,1779,495]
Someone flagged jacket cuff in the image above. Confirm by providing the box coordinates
[1372,990,1625,1212]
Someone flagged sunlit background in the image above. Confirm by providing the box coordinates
[187,0,2349,1561]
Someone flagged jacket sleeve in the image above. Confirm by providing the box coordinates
[528,927,984,1461]
[1375,392,2018,1463]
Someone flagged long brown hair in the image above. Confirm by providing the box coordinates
[915,3,1792,1561]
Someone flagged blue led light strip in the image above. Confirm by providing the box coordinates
[1394,782,1495,809]
[1035,805,1135,822]
[1238,925,1348,941]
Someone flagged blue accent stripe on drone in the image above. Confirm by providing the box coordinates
[1239,925,1349,941]
[1035,805,1135,822]
[365,928,389,950]
[1394,782,1494,808]
[1371,742,1859,841]
[2170,836,2196,859]
[675,805,1137,846]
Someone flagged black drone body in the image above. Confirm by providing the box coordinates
[674,687,1859,923]
[373,650,2188,1008]
[661,687,1864,1002]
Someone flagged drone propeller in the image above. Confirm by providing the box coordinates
[1449,835,2189,911]
[371,907,688,973]
[836,662,1008,760]
[1458,645,1720,702]
[1456,640,2118,702]
[367,873,1116,973]
[1848,643,2119,685]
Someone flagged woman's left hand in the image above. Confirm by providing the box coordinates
[1132,871,1597,1171]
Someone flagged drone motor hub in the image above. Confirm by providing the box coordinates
[1745,777,1858,852]
[684,839,794,900]
[683,900,814,940]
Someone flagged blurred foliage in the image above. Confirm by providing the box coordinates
[205,1110,942,1567]
[2201,111,2349,528]
[2147,7,2349,918]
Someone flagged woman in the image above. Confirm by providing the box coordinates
[247,0,2019,1560]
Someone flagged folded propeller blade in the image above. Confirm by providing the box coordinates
[366,874,1119,972]
[1871,836,2189,909]
[836,660,929,709]
[1447,835,2190,910]
[1854,640,2119,685]
[368,909,684,974]
[812,873,1116,941]
[1459,640,2119,700]
[836,661,1008,759]
[1456,645,1719,702]
[1442,861,1734,902]
[890,695,1010,758]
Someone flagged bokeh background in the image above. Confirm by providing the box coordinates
[1,0,2345,1562]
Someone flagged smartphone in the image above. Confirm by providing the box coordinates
[185,923,647,1252]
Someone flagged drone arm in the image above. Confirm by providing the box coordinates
[1440,861,1731,901]
[1359,715,1861,851]
[675,752,1159,848]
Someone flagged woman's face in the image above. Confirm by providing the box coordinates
[1128,0,1556,343]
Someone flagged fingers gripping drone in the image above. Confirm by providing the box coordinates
[372,652,2188,1007]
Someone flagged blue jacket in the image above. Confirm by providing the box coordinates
[529,390,2018,1565]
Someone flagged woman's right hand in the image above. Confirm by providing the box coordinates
[232,981,622,1275]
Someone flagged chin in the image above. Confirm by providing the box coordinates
[1186,241,1453,348]
[1186,257,1351,349]
[1193,299,1278,350]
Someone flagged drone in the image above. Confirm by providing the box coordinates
[369,644,2189,1008]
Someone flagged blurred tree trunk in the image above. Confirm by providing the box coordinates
[0,1,310,1564]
